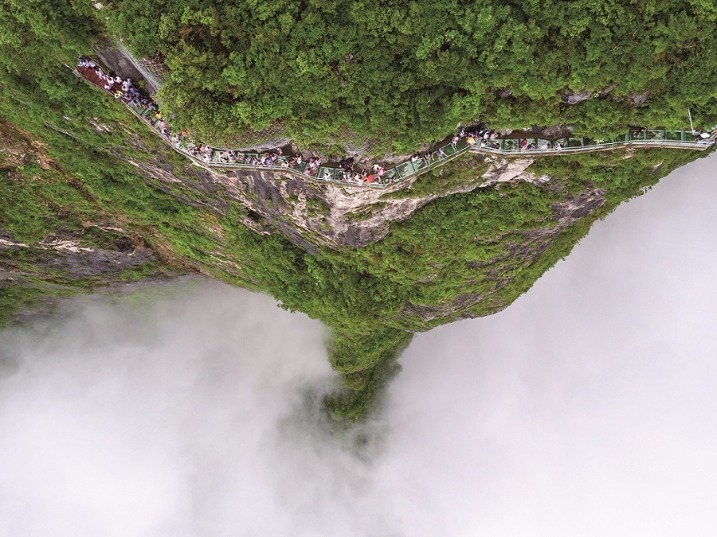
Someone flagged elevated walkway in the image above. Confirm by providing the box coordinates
[73,66,716,191]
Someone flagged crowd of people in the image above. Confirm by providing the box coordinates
[78,56,155,112]
[77,56,482,186]
[77,56,716,188]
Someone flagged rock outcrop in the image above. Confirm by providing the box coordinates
[122,151,549,250]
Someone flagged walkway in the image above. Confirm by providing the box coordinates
[73,63,716,191]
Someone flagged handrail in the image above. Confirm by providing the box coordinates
[72,67,716,191]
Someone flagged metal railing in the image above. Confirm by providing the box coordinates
[75,68,716,190]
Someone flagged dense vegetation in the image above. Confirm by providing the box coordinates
[104,0,717,151]
[0,1,714,420]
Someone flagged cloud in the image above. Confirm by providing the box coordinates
[384,152,717,536]
[0,153,716,537]
[0,282,342,537]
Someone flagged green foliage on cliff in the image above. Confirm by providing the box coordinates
[105,0,717,150]
[0,0,715,421]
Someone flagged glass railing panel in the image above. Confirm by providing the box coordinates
[382,168,398,183]
[502,139,519,151]
[411,158,427,169]
[396,162,414,177]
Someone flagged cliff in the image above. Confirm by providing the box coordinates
[124,151,542,249]
[1,106,711,419]
[2,0,715,419]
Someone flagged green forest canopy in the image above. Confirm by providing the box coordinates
[2,1,716,152]
[103,0,717,151]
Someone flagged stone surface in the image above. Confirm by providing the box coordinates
[562,90,593,105]
[122,151,547,249]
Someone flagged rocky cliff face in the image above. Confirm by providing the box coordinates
[122,148,564,251]
[0,120,170,313]
[2,106,674,340]
[2,111,691,420]
[63,45,614,263]
[398,185,606,323]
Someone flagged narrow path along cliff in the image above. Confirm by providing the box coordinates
[73,58,717,192]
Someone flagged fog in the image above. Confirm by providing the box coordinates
[1,153,716,536]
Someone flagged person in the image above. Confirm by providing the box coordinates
[466,136,475,145]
